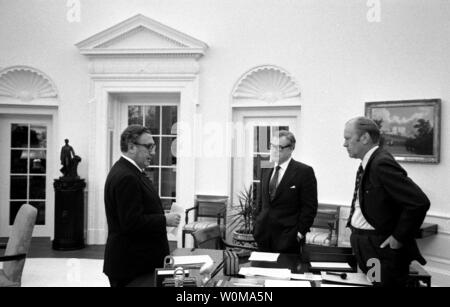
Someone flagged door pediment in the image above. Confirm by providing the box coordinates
[76,14,208,57]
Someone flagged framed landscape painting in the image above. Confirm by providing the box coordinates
[365,99,441,163]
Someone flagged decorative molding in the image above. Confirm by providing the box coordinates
[96,26,187,49]
[232,65,301,104]
[76,14,208,57]
[0,66,58,102]
[86,57,200,75]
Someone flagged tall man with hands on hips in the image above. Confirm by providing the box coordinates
[343,117,430,287]
[103,125,181,287]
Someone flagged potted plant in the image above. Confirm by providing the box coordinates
[228,184,258,247]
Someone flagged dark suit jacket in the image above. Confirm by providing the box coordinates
[253,159,318,253]
[357,148,430,264]
[103,157,169,279]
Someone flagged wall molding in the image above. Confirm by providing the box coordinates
[76,14,208,58]
[0,66,58,102]
[231,65,301,106]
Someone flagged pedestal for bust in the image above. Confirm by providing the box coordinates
[53,178,86,250]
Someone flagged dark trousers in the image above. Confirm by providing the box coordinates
[350,229,410,287]
[108,277,133,288]
[258,236,305,254]
[108,272,156,287]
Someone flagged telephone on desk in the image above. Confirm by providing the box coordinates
[155,256,197,287]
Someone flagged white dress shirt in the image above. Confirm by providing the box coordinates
[269,157,292,187]
[351,146,379,230]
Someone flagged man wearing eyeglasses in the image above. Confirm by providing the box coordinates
[253,130,318,254]
[103,125,181,287]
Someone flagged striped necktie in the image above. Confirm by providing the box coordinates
[269,166,281,201]
[347,164,364,227]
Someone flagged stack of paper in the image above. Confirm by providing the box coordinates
[226,278,265,287]
[310,262,352,271]
[238,267,292,279]
[290,273,323,281]
[172,255,214,266]
[320,272,372,287]
[249,252,280,262]
[265,279,311,287]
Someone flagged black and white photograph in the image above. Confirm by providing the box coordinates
[0,0,448,291]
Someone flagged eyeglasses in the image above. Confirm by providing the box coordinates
[134,142,156,151]
[270,143,292,151]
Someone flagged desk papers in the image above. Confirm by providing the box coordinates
[172,255,214,266]
[265,279,311,287]
[248,252,280,262]
[310,262,352,271]
[225,278,265,287]
[238,267,291,279]
[290,273,323,281]
[320,272,372,286]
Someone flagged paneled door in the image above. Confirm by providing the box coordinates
[0,115,53,237]
[232,107,299,213]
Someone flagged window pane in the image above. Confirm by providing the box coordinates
[9,201,25,225]
[161,137,177,166]
[30,176,46,199]
[30,126,47,148]
[10,175,27,199]
[11,124,28,148]
[144,168,159,191]
[144,106,160,135]
[162,106,177,135]
[150,137,160,166]
[128,106,143,125]
[254,126,270,153]
[253,154,271,180]
[272,126,289,138]
[161,198,175,212]
[11,150,28,173]
[30,201,45,225]
[29,150,46,174]
[161,168,176,198]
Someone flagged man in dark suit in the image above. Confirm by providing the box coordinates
[253,130,318,254]
[344,117,430,287]
[103,125,181,287]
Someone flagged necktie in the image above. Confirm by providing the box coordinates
[141,170,153,184]
[269,166,281,201]
[347,164,364,227]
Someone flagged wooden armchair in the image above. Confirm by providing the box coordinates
[191,225,257,252]
[306,203,340,247]
[182,195,228,248]
[0,204,37,287]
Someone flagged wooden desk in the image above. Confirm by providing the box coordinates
[170,248,225,287]
[416,223,438,239]
[408,262,431,287]
[168,248,358,287]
